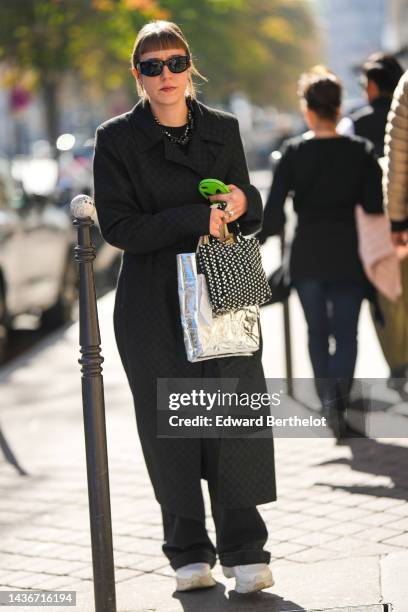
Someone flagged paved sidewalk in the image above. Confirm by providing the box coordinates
[1,291,408,611]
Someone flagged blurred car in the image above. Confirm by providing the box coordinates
[53,135,122,288]
[0,155,78,364]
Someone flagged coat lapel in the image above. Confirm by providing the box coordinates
[129,98,227,176]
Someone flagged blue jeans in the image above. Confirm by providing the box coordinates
[294,280,366,403]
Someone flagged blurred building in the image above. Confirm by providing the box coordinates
[383,0,408,64]
[315,0,387,106]
[0,64,125,158]
[312,0,408,106]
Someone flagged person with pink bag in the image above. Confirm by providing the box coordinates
[382,69,408,398]
[339,53,408,397]
[257,67,385,440]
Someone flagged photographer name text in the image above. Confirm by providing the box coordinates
[167,415,327,428]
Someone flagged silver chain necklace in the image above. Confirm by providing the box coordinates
[154,106,194,145]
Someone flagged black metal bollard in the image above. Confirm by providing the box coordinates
[280,231,293,398]
[70,195,117,612]
[269,152,294,398]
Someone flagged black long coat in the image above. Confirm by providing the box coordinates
[93,98,276,521]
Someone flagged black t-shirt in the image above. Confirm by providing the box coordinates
[261,134,384,282]
[162,124,189,154]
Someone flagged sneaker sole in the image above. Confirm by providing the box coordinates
[176,573,216,592]
[235,573,274,594]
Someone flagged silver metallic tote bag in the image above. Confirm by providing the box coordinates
[177,250,260,363]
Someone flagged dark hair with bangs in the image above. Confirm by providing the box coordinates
[131,21,206,100]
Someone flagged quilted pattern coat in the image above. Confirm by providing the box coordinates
[384,70,408,231]
[93,98,276,521]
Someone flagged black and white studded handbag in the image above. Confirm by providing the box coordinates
[197,225,272,314]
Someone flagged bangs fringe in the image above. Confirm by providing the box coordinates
[138,31,188,58]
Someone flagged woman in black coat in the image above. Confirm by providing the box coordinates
[93,20,276,594]
[257,67,384,439]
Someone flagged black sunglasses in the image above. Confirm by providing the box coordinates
[137,55,190,77]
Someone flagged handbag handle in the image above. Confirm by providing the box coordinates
[220,222,236,244]
[198,210,236,246]
[208,203,237,244]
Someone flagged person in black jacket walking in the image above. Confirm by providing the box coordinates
[93,20,275,594]
[257,67,384,439]
[338,53,403,158]
[339,54,408,396]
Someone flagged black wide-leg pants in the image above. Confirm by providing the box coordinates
[161,438,271,570]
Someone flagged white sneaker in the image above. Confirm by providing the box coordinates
[222,563,274,594]
[176,562,216,592]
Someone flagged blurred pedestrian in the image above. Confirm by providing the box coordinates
[257,67,384,439]
[383,70,408,397]
[338,52,404,157]
[340,53,408,396]
[93,20,275,594]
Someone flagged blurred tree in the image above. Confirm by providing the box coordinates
[161,0,318,107]
[0,0,317,154]
[0,0,166,155]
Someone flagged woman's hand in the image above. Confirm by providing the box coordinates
[208,184,248,223]
[396,244,408,261]
[209,207,226,238]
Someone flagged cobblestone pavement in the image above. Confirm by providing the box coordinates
[1,290,408,611]
[0,170,407,612]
